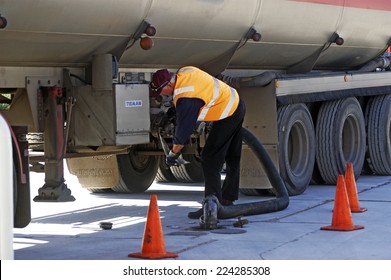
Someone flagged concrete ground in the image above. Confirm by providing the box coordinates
[3,168,391,280]
[12,169,391,261]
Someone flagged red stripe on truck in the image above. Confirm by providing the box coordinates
[291,0,391,11]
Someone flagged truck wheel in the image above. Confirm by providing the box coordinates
[156,156,177,182]
[85,187,114,193]
[316,97,366,184]
[67,156,117,193]
[365,94,391,175]
[67,153,158,193]
[277,103,315,195]
[170,154,204,182]
[113,149,159,193]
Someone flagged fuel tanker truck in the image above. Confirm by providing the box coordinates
[1,0,391,227]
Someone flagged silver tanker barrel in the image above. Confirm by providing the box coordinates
[0,0,390,71]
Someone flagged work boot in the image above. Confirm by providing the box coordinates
[188,208,203,219]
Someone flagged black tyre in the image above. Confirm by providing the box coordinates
[316,97,366,184]
[112,149,159,193]
[170,154,204,183]
[66,156,116,193]
[86,187,114,193]
[310,160,326,185]
[365,94,391,175]
[277,103,315,195]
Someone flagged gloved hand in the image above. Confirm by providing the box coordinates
[165,150,180,167]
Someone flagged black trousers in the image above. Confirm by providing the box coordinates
[201,98,246,202]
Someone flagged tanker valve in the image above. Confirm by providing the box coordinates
[0,15,7,29]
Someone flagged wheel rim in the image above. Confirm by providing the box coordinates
[288,120,310,177]
[277,103,315,195]
[342,114,361,163]
[130,152,153,172]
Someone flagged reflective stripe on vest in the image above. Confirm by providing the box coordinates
[173,66,239,122]
[220,86,238,119]
[197,78,219,121]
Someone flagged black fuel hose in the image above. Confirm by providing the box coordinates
[217,127,289,219]
[218,72,280,89]
[354,57,391,73]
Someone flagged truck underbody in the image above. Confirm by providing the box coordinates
[1,52,391,228]
[1,0,391,228]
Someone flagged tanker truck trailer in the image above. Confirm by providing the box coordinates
[0,0,390,227]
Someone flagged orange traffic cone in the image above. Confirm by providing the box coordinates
[128,194,178,259]
[345,162,367,213]
[321,175,364,231]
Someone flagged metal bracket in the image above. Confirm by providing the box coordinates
[33,86,75,202]
[26,76,62,132]
[200,27,261,76]
[287,32,343,74]
[125,20,152,51]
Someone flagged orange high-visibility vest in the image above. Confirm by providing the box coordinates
[173,66,239,122]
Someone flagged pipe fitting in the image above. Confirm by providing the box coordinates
[356,57,391,72]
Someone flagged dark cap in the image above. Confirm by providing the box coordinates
[150,69,171,94]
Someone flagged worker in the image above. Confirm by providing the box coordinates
[150,66,246,219]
